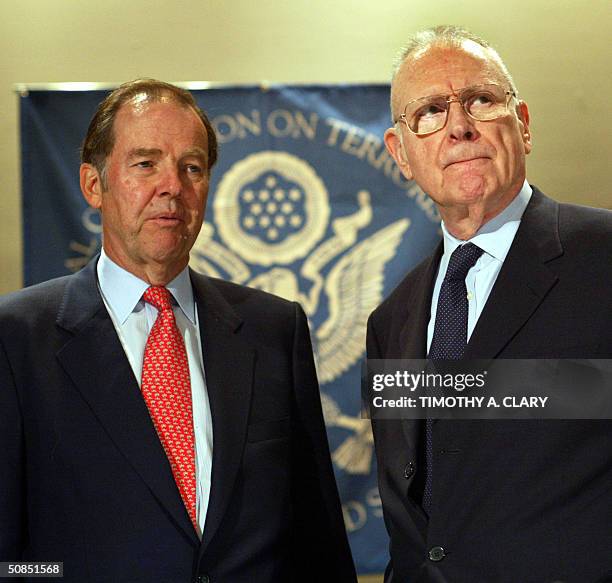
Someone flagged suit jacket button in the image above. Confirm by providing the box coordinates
[428,546,446,562]
[196,575,211,583]
[404,461,415,479]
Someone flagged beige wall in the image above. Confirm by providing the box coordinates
[1,0,610,297]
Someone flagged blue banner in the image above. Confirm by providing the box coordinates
[20,85,441,573]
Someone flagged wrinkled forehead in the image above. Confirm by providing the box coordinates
[391,42,508,114]
[117,91,195,121]
[112,94,206,141]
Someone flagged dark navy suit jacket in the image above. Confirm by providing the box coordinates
[0,262,356,583]
[367,188,612,583]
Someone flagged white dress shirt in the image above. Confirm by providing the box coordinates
[97,250,212,536]
[427,181,533,353]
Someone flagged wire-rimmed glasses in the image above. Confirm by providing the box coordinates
[395,83,516,136]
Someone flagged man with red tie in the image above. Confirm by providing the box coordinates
[0,79,356,583]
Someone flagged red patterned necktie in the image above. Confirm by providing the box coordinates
[141,286,197,530]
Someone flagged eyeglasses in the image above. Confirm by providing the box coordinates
[395,83,516,136]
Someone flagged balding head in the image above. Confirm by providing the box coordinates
[390,25,517,123]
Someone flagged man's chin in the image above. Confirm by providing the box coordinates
[453,173,490,200]
[140,239,191,269]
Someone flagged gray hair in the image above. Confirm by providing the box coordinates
[390,25,518,120]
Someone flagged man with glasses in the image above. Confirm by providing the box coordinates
[368,26,612,582]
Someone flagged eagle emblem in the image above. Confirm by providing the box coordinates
[191,151,410,474]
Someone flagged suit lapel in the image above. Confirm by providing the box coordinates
[399,244,443,448]
[55,261,198,544]
[465,188,562,359]
[189,273,255,552]
[399,243,442,361]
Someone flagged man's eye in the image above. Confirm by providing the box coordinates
[469,92,495,107]
[134,161,153,168]
[185,164,204,174]
[416,103,445,119]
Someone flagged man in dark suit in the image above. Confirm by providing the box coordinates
[0,79,356,583]
[368,26,612,583]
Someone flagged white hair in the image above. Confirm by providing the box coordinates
[390,25,518,121]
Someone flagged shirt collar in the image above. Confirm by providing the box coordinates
[440,180,532,262]
[97,249,196,325]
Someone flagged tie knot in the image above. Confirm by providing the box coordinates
[143,286,173,312]
[445,243,484,281]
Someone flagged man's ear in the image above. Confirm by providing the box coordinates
[80,163,103,209]
[516,100,532,155]
[384,126,414,180]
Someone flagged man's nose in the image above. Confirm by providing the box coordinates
[445,100,479,142]
[159,166,183,197]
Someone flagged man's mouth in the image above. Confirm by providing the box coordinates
[148,213,183,225]
[444,156,490,169]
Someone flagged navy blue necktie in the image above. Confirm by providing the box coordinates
[423,242,484,515]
